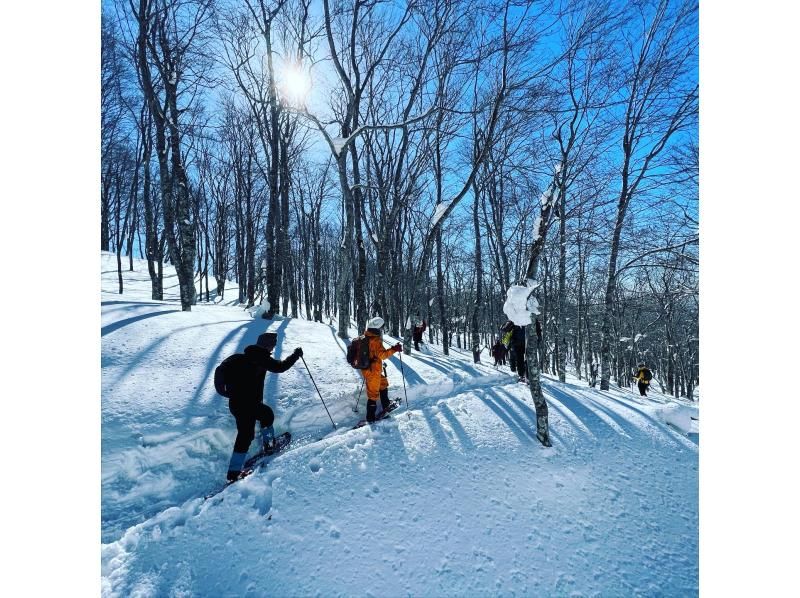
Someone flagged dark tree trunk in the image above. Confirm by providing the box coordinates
[335,153,354,338]
[556,182,567,383]
[436,223,448,356]
[470,182,483,359]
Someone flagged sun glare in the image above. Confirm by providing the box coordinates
[281,64,312,105]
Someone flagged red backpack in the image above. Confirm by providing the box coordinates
[346,336,372,369]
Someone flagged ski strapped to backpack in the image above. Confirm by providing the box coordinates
[346,336,372,369]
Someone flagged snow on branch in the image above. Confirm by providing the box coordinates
[431,200,451,228]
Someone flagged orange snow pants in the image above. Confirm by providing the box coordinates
[361,363,389,403]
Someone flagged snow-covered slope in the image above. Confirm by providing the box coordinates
[101,254,698,596]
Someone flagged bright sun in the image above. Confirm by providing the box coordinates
[281,64,312,105]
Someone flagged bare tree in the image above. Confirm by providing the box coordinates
[598,0,698,389]
[130,0,214,310]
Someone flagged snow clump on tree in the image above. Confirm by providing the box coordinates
[503,282,540,326]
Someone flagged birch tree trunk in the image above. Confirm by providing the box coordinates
[522,176,558,447]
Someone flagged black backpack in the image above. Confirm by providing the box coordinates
[642,368,653,382]
[346,336,372,369]
[214,353,249,398]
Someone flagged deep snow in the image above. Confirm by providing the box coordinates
[101,253,699,596]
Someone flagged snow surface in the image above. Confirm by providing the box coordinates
[655,404,699,436]
[101,253,698,596]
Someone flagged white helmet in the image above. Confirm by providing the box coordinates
[367,316,385,329]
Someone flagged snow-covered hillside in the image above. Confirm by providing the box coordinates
[101,254,699,596]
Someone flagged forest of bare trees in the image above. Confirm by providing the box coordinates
[101,0,698,399]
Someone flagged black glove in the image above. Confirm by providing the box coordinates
[294,347,303,358]
[393,343,402,352]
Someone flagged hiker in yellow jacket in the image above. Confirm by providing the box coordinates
[634,363,653,396]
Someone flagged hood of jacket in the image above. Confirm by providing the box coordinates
[244,344,271,361]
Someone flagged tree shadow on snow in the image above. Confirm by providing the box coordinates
[101,300,165,307]
[385,354,425,386]
[542,383,631,443]
[544,381,690,450]
[101,309,178,337]
[437,403,476,452]
[326,324,348,357]
[408,352,483,380]
[262,318,292,413]
[479,387,538,444]
[107,320,254,401]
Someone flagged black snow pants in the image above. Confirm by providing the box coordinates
[513,343,527,378]
[638,381,649,397]
[230,401,275,452]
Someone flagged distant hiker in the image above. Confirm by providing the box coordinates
[412,318,427,351]
[589,362,599,388]
[491,339,507,366]
[634,363,653,396]
[501,321,515,370]
[215,332,303,482]
[361,317,403,422]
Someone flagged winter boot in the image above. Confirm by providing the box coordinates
[379,388,391,412]
[227,451,247,482]
[262,425,277,454]
[366,400,377,423]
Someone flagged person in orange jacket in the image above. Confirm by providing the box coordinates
[362,316,402,422]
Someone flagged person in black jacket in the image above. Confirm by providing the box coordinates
[500,320,527,380]
[221,332,303,482]
[510,324,527,382]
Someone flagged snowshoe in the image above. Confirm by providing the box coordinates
[207,432,293,498]
[256,431,292,460]
[380,398,401,416]
[353,399,401,429]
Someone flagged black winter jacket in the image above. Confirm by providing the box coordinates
[228,344,300,405]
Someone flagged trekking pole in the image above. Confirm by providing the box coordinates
[353,377,365,413]
[398,349,409,411]
[301,356,336,429]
